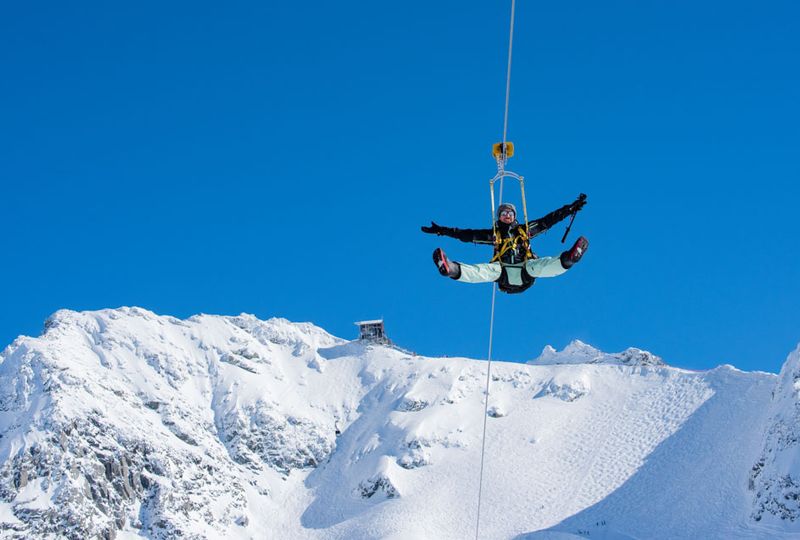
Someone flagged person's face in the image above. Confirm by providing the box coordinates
[499,210,515,224]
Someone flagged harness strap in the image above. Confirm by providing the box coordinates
[491,225,533,263]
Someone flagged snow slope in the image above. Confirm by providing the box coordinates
[0,308,793,539]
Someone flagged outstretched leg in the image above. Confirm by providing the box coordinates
[525,236,590,278]
[432,248,501,283]
[524,256,567,278]
[455,261,502,283]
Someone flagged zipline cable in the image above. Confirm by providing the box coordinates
[475,1,516,539]
[475,282,498,540]
[502,0,516,147]
[498,0,516,204]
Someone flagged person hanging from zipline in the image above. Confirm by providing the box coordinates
[421,194,589,294]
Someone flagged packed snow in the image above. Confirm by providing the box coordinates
[0,307,796,539]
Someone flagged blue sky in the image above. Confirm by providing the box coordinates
[1,1,798,373]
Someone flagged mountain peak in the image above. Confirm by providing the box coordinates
[530,339,665,367]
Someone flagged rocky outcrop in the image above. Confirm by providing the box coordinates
[217,401,335,474]
[750,346,800,525]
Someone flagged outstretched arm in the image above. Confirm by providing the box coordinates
[421,222,495,244]
[527,193,587,238]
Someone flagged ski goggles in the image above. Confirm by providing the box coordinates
[499,210,516,218]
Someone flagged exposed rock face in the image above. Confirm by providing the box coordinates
[218,401,335,473]
[751,346,800,525]
[357,475,398,499]
[0,412,155,540]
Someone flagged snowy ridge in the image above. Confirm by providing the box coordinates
[530,340,665,367]
[0,308,794,539]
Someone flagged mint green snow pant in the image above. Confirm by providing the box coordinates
[456,256,566,285]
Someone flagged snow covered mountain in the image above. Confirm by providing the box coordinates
[0,307,796,539]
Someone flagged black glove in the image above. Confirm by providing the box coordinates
[421,221,445,235]
[570,193,587,213]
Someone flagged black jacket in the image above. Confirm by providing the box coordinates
[434,201,577,264]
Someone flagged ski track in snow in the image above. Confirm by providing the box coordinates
[0,307,794,540]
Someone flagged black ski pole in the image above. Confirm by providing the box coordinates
[561,211,577,244]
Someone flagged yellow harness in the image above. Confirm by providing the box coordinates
[491,225,533,263]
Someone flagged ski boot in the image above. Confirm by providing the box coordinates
[433,248,461,279]
[560,236,589,269]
